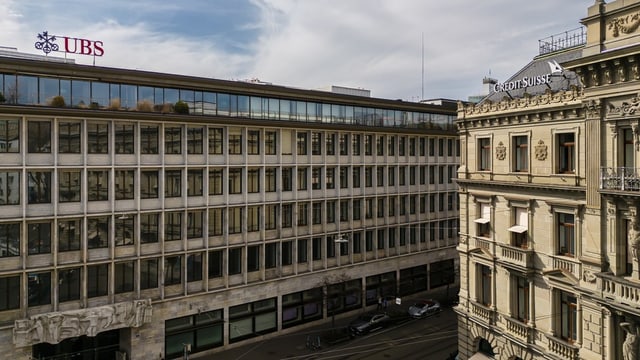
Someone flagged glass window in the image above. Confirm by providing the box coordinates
[187,210,204,239]
[557,133,575,174]
[297,168,307,190]
[208,250,223,278]
[115,261,134,293]
[28,121,51,153]
[513,135,528,172]
[58,170,81,202]
[187,253,203,282]
[87,264,109,298]
[208,208,224,236]
[165,126,182,154]
[282,241,293,266]
[115,215,135,246]
[265,168,276,192]
[297,132,307,155]
[165,170,182,198]
[58,218,81,252]
[87,170,108,201]
[88,216,109,249]
[248,168,260,193]
[247,206,260,232]
[0,119,19,153]
[248,130,260,155]
[265,204,277,230]
[325,167,335,189]
[141,258,158,290]
[558,213,575,256]
[164,256,182,286]
[58,121,81,153]
[248,245,260,272]
[0,275,20,310]
[140,124,159,154]
[228,129,242,155]
[28,272,51,306]
[87,122,109,154]
[209,168,223,195]
[28,171,51,204]
[229,248,242,275]
[28,221,51,255]
[187,127,204,154]
[141,170,159,199]
[115,169,135,200]
[165,211,182,241]
[229,207,242,234]
[187,169,204,196]
[265,131,276,155]
[326,133,335,155]
[228,168,242,194]
[115,123,135,154]
[141,213,159,244]
[208,127,223,154]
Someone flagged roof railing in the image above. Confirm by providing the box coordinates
[538,27,586,55]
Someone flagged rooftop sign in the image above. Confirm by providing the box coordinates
[493,60,563,93]
[34,31,104,57]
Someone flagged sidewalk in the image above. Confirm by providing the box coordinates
[205,287,458,360]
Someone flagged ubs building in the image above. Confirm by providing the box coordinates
[0,47,459,359]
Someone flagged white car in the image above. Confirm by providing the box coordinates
[408,299,441,318]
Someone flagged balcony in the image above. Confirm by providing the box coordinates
[600,167,640,192]
[546,335,580,360]
[598,272,640,308]
[470,301,496,325]
[498,243,534,269]
[550,255,581,280]
[470,236,494,257]
[503,316,534,344]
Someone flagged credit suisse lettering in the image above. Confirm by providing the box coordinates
[493,74,551,92]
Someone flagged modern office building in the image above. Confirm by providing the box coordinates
[456,0,640,359]
[0,49,459,359]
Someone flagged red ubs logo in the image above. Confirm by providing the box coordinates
[35,31,104,57]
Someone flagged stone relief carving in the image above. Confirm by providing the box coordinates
[582,269,597,283]
[495,142,506,161]
[608,94,640,117]
[13,299,152,347]
[534,140,547,161]
[459,88,582,117]
[609,12,640,37]
[621,322,640,360]
[586,99,602,119]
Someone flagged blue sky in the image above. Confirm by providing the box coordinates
[1,0,590,101]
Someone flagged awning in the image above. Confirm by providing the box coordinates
[469,352,494,360]
[507,225,527,233]
[474,218,490,224]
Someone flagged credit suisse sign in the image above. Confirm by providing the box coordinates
[34,31,104,57]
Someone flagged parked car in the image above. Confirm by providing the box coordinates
[407,299,441,318]
[348,312,391,336]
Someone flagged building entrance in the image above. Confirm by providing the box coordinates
[32,329,119,360]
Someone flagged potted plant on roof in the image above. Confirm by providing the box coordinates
[174,100,189,114]
[50,95,66,107]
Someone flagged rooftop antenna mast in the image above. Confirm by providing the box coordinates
[421,32,424,101]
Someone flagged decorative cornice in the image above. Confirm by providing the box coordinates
[608,11,640,37]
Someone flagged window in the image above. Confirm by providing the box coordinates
[509,207,528,248]
[377,198,385,218]
[165,169,182,198]
[557,133,575,174]
[282,168,293,191]
[398,136,406,156]
[87,216,109,249]
[326,133,335,155]
[265,168,276,192]
[87,170,108,201]
[208,208,224,236]
[208,250,223,278]
[282,203,293,228]
[297,203,309,226]
[28,272,51,306]
[352,167,361,188]
[165,212,182,241]
[28,171,52,204]
[248,130,260,155]
[312,202,323,225]
[515,276,529,322]
[388,135,395,156]
[87,122,108,154]
[297,132,307,155]
[140,258,158,290]
[352,134,361,155]
[208,168,223,195]
[28,121,51,153]
[59,121,81,153]
[115,261,134,293]
[58,170,81,202]
[339,134,348,155]
[558,212,575,256]
[311,132,321,155]
[28,221,51,255]
[88,264,108,297]
[187,169,204,196]
[282,288,323,328]
[353,199,361,220]
[326,167,335,189]
[229,248,242,275]
[165,125,182,154]
[229,207,242,234]
[140,124,159,154]
[165,309,224,358]
[479,264,491,306]
[419,137,426,156]
[377,135,385,156]
[115,123,135,154]
[265,204,277,230]
[297,239,308,263]
[478,137,491,171]
[0,119,19,153]
[187,126,204,154]
[513,135,528,172]
[326,201,336,223]
[208,127,223,154]
[366,198,373,219]
[247,206,260,232]
[475,203,491,237]
[58,219,80,252]
[164,256,182,286]
[115,169,135,200]
[388,167,395,186]
[365,134,373,155]
[312,167,322,190]
[282,241,293,265]
[228,168,242,194]
[340,200,349,222]
[340,167,349,188]
[559,291,577,343]
[115,215,135,246]
[228,130,242,155]
[187,253,203,282]
[140,170,159,198]
[140,213,159,243]
[228,298,277,342]
[265,131,276,155]
[187,210,204,239]
[297,168,308,190]
[376,167,384,187]
[0,275,20,310]
[399,166,406,186]
[242,168,259,194]
[247,245,260,272]
[265,243,277,269]
[58,268,81,302]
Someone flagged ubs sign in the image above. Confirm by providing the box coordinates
[34,31,104,57]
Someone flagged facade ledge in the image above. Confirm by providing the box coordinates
[497,243,534,270]
[502,316,535,344]
[456,178,585,194]
[544,333,580,360]
[597,272,640,309]
[469,301,497,326]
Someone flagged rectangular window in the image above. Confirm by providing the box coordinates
[339,134,348,155]
[0,275,20,310]
[508,207,528,248]
[58,268,80,302]
[228,132,242,155]
[208,250,222,278]
[88,264,109,297]
[326,201,336,223]
[208,127,223,154]
[164,170,182,198]
[87,170,108,201]
[138,170,158,199]
[28,272,51,306]
[559,291,577,342]
[58,170,81,202]
[297,238,308,263]
[325,167,335,189]
[165,125,182,154]
[282,241,293,265]
[208,168,223,195]
[399,166,406,186]
[558,213,575,256]
[0,119,19,153]
[58,219,80,252]
[282,168,293,192]
[140,258,158,290]
[398,136,406,156]
[59,121,81,153]
[115,215,135,246]
[28,171,52,204]
[187,253,203,282]
[228,168,242,194]
[388,136,395,156]
[311,132,321,155]
[353,199,361,220]
[388,167,395,186]
[352,134,361,155]
[297,132,307,155]
[340,200,349,222]
[326,133,335,155]
[187,210,204,239]
[164,256,182,286]
[247,168,260,193]
[165,211,182,241]
[87,122,108,154]
[87,216,109,248]
[140,124,159,154]
[208,208,224,236]
[365,198,373,219]
[265,204,277,230]
[115,169,135,200]
[377,198,385,218]
[248,245,260,272]
[265,131,276,155]
[282,204,293,228]
[312,202,323,224]
[557,133,575,174]
[312,237,322,260]
[265,168,277,192]
[187,169,204,196]
[515,276,529,322]
[475,203,491,237]
[248,130,260,155]
[115,261,134,293]
[312,167,322,190]
[479,137,491,171]
[513,135,528,172]
[247,206,260,232]
[229,207,242,234]
[352,167,361,188]
[340,167,349,189]
[28,121,51,153]
[480,264,491,306]
[140,213,159,243]
[297,203,309,226]
[365,134,373,155]
[376,167,384,187]
[376,135,385,156]
[187,126,204,154]
[28,221,51,255]
[265,243,277,269]
[115,123,135,154]
[297,168,308,190]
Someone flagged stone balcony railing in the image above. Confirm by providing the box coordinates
[551,255,581,279]
[598,272,640,308]
[471,236,494,256]
[600,167,640,192]
[546,335,580,360]
[498,244,534,269]
[470,301,496,325]
[504,316,534,343]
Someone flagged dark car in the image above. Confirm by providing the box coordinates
[407,299,441,318]
[348,312,391,336]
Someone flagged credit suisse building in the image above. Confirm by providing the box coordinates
[0,50,459,359]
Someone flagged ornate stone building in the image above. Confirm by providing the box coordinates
[456,0,640,359]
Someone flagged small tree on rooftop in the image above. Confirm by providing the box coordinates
[174,100,189,114]
[50,95,66,107]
